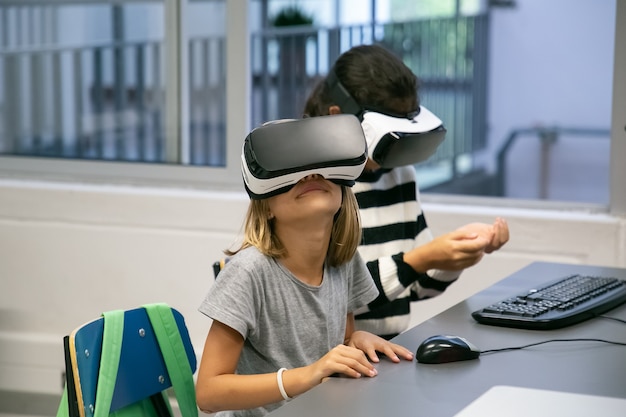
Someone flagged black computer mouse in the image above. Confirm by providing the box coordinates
[415,334,481,364]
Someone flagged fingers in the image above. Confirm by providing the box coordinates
[349,331,415,364]
[425,233,486,270]
[455,218,509,254]
[376,342,414,363]
[362,346,381,363]
[395,344,415,361]
[313,337,415,386]
[323,345,377,379]
[496,217,510,245]
[454,222,494,241]
[321,341,413,381]
[450,232,490,253]
[485,217,510,253]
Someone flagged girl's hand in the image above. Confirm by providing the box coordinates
[307,344,378,381]
[346,330,414,363]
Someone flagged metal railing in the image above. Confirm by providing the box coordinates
[2,40,167,161]
[495,126,611,198]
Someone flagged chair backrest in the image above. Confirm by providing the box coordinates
[60,303,197,417]
[212,258,230,279]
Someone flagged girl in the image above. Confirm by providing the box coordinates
[196,119,413,417]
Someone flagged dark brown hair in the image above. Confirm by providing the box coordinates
[304,44,419,117]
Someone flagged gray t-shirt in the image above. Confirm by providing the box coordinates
[198,246,378,417]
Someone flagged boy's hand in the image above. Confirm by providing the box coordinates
[456,217,509,253]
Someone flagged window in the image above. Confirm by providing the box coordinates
[0,0,238,189]
[420,0,615,206]
[0,0,624,214]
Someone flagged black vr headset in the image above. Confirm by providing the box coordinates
[241,115,368,199]
[325,68,447,168]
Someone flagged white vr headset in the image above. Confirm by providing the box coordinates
[241,114,368,199]
[325,69,447,168]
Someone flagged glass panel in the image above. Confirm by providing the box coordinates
[393,0,613,206]
[389,0,457,19]
[0,0,227,167]
[254,0,613,206]
[0,2,167,162]
[251,6,487,165]
[187,0,227,166]
[426,0,613,205]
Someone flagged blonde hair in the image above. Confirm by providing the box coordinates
[226,186,362,267]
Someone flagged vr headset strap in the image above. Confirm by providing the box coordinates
[325,69,362,117]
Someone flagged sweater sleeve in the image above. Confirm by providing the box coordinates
[409,215,462,296]
[353,165,461,314]
[360,209,461,311]
[363,251,459,311]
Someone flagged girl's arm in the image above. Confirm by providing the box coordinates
[195,320,285,413]
[343,312,356,344]
[196,319,378,414]
[344,313,414,363]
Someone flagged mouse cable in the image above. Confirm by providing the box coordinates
[596,314,626,325]
[480,338,626,355]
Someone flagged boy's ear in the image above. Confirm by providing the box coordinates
[329,105,342,115]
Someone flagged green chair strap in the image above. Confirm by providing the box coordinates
[56,383,69,417]
[94,310,125,417]
[56,305,196,417]
[143,303,198,417]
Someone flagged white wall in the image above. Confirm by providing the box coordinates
[1,179,625,395]
[0,180,238,394]
[488,0,615,137]
[485,0,615,205]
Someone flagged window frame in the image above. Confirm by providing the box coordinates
[609,0,626,216]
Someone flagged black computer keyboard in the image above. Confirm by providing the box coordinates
[471,273,626,330]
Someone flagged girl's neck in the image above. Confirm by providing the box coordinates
[276,223,330,286]
[279,255,324,286]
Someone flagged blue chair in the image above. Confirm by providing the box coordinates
[60,304,197,417]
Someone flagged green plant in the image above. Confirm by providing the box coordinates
[271,6,313,27]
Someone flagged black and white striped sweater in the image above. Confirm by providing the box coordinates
[353,165,460,337]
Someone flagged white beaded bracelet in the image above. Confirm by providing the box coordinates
[276,367,291,401]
